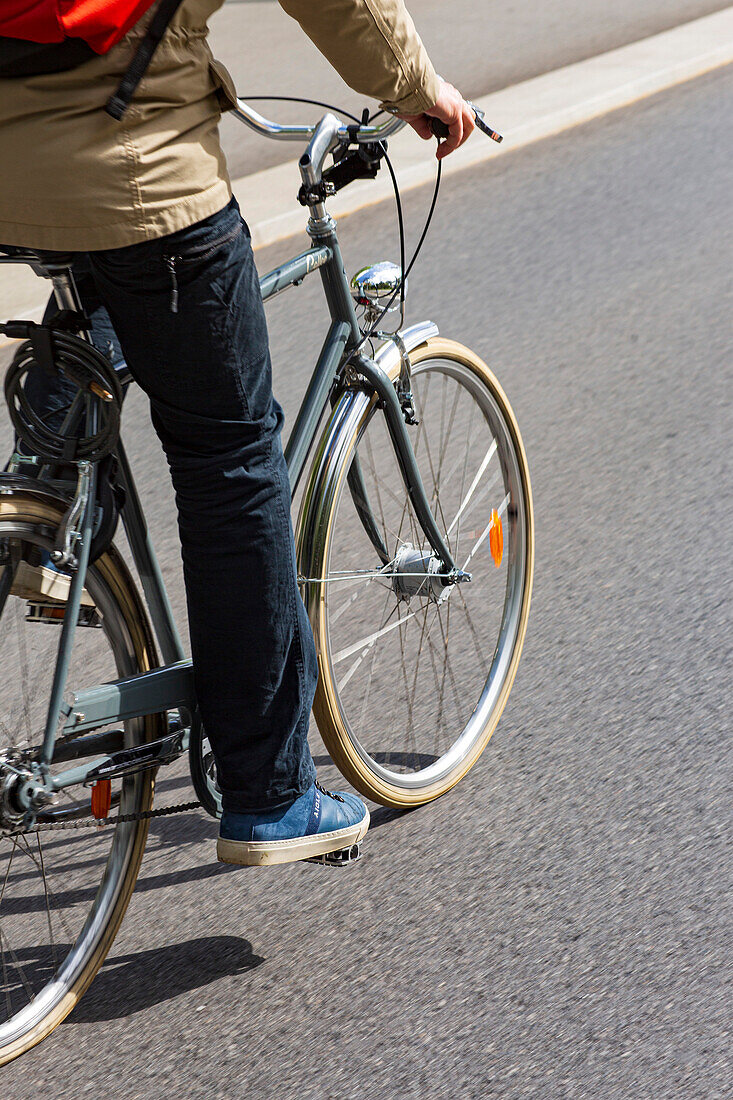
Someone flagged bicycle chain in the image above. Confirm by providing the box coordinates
[7,798,203,836]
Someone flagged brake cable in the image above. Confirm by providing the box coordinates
[244,98,500,371]
[243,95,439,347]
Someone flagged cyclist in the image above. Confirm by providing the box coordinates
[0,0,474,866]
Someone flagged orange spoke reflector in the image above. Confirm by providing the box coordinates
[489,508,503,568]
[91,779,112,820]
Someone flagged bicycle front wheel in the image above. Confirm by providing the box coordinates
[0,492,161,1066]
[298,338,534,807]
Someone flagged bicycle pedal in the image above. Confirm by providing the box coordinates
[303,842,363,867]
[25,601,100,628]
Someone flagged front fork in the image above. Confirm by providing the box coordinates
[348,351,459,577]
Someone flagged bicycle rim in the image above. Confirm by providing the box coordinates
[0,494,160,1065]
[299,338,534,806]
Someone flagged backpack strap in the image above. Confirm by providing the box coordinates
[106,0,185,120]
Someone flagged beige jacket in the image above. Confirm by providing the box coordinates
[0,0,439,250]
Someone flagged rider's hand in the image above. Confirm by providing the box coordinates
[399,80,475,160]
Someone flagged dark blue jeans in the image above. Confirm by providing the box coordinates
[22,198,317,812]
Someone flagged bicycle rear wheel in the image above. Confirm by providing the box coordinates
[0,492,161,1066]
[298,338,534,807]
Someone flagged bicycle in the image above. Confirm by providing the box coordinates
[0,99,534,1063]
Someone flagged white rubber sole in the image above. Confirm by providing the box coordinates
[216,810,370,867]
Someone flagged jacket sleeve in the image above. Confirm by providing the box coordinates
[277,0,441,115]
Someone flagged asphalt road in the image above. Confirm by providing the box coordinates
[212,0,732,176]
[1,68,731,1097]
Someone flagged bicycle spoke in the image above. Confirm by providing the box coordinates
[14,835,76,944]
[422,605,451,754]
[363,433,398,546]
[332,603,421,666]
[329,578,375,625]
[355,587,394,728]
[0,840,36,1007]
[407,602,435,765]
[456,586,491,681]
[432,384,462,521]
[437,600,452,748]
[446,441,497,539]
[359,453,414,529]
[0,839,18,908]
[405,601,435,750]
[452,397,478,558]
[396,602,415,742]
[34,834,59,977]
[410,387,451,540]
[0,925,35,1005]
[1,929,12,1019]
[323,570,401,624]
[0,713,16,749]
[431,610,467,731]
[452,472,502,553]
[336,597,400,689]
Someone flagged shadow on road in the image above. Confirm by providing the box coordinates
[369,805,415,830]
[67,935,265,1022]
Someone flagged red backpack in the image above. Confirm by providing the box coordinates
[0,0,184,118]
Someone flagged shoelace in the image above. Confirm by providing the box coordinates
[315,780,344,803]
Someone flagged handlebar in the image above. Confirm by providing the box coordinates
[230,96,502,218]
[232,98,407,144]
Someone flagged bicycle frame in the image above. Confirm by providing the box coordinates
[2,109,457,811]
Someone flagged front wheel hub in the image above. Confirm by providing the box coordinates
[391,544,459,602]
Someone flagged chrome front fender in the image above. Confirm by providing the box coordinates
[372,320,439,379]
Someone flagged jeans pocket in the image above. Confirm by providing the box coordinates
[164,220,244,313]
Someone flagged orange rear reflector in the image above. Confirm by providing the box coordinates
[489,508,503,568]
[89,382,115,402]
[91,779,112,820]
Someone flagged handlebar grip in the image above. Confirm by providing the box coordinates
[429,109,504,144]
[429,117,451,140]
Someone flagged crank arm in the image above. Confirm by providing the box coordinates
[53,727,125,763]
[83,728,186,783]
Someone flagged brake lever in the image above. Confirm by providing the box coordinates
[429,105,503,144]
[467,102,503,143]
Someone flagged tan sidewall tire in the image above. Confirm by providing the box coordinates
[0,494,162,1067]
[305,338,534,808]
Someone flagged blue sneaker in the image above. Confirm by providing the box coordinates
[216,781,369,866]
